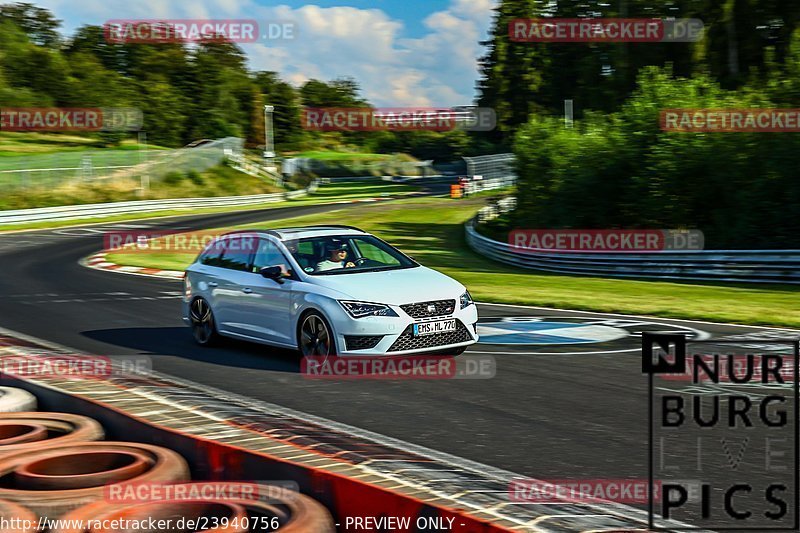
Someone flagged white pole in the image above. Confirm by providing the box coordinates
[263,105,275,166]
[138,131,149,193]
[564,100,574,129]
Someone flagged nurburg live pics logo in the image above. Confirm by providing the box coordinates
[643,332,800,530]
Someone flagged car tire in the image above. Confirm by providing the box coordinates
[189,297,220,346]
[298,311,336,358]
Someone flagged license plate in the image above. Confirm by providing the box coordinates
[413,319,457,336]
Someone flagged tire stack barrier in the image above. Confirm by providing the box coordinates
[0,413,104,456]
[0,387,37,412]
[0,387,336,531]
[0,442,190,517]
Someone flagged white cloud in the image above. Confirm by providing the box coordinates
[36,0,497,106]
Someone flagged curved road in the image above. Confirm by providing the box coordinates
[0,201,794,486]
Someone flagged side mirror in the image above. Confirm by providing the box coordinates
[259,266,284,283]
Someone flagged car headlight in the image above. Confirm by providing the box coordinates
[339,301,399,318]
[460,290,474,309]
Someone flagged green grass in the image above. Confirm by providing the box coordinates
[311,180,417,199]
[2,180,420,232]
[0,164,285,211]
[105,197,800,328]
[0,132,165,157]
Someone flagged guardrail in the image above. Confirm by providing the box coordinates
[466,199,800,284]
[0,189,309,226]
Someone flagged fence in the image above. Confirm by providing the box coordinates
[0,137,243,191]
[466,199,800,284]
[463,153,515,180]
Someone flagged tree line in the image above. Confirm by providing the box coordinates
[0,3,472,158]
[477,0,800,248]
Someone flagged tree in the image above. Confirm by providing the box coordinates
[0,2,61,46]
[476,0,544,145]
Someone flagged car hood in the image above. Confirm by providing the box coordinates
[307,266,465,305]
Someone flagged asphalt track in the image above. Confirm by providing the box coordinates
[1,200,799,528]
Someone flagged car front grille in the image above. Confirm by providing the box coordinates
[388,320,472,353]
[344,335,384,351]
[400,299,456,319]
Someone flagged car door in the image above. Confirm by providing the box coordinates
[212,234,257,336]
[227,237,295,346]
[191,238,228,323]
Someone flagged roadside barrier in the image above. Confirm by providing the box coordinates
[4,374,518,532]
[0,191,309,226]
[466,199,800,284]
[0,413,104,455]
[0,391,336,530]
[0,387,37,412]
[0,442,190,517]
[56,485,337,533]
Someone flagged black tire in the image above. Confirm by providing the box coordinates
[298,311,336,358]
[189,297,220,346]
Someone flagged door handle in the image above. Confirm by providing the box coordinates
[208,282,218,288]
[242,288,253,294]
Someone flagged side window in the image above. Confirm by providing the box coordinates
[251,238,291,276]
[200,239,225,266]
[218,235,255,272]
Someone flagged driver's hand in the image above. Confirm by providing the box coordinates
[345,261,356,268]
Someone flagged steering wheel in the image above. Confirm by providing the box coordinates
[347,257,369,267]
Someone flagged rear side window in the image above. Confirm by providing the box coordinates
[218,235,255,271]
[199,240,224,266]
[199,235,255,271]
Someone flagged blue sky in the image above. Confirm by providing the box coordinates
[37,0,496,107]
[257,0,454,38]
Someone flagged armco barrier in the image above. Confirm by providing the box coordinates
[466,202,800,284]
[0,189,310,226]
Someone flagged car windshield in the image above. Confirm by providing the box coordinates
[285,234,417,276]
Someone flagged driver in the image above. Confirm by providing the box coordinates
[316,241,356,271]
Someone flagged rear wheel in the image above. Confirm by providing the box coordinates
[298,312,335,358]
[189,298,219,346]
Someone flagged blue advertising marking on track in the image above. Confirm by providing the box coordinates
[477,319,628,345]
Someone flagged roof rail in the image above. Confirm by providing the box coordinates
[317,225,366,232]
[219,229,279,238]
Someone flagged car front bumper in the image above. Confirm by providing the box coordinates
[329,302,479,356]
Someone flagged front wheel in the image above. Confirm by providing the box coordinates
[298,312,335,357]
[189,298,219,346]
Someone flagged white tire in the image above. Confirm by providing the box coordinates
[0,388,37,413]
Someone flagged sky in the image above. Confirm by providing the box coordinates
[35,0,498,107]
